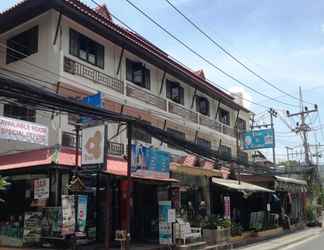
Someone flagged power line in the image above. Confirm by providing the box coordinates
[163,0,314,106]
[111,0,299,107]
[89,0,273,110]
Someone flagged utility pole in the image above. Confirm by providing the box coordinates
[269,108,277,165]
[286,87,318,166]
[285,146,293,161]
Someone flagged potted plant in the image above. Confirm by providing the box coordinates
[202,216,231,244]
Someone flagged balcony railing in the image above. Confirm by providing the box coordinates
[168,102,198,123]
[64,57,124,94]
[61,132,124,156]
[126,83,167,111]
[199,114,235,138]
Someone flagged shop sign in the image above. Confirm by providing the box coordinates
[23,212,42,243]
[224,196,231,219]
[81,125,105,165]
[61,195,75,235]
[131,144,171,179]
[77,195,88,232]
[34,178,49,200]
[243,128,274,150]
[0,116,48,145]
[168,209,176,223]
[159,201,172,244]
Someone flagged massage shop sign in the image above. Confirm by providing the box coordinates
[0,116,48,146]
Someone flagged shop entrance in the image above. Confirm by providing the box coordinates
[132,182,159,243]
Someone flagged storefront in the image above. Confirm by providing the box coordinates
[241,175,308,227]
[210,177,274,231]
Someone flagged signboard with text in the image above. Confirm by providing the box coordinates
[34,178,49,200]
[243,129,274,150]
[131,144,171,179]
[0,116,48,145]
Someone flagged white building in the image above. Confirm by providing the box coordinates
[0,0,252,162]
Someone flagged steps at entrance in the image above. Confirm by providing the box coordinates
[175,241,207,250]
[204,242,233,250]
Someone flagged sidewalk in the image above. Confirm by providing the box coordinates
[236,227,323,250]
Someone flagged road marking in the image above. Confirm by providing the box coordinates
[280,232,322,250]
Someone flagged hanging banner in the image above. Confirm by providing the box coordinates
[81,125,105,165]
[61,195,75,235]
[224,196,231,219]
[158,201,172,245]
[0,116,48,145]
[77,195,88,233]
[23,212,42,243]
[131,144,171,178]
[243,128,274,150]
[34,178,49,200]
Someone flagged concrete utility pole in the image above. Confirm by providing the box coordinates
[285,146,293,161]
[286,87,318,166]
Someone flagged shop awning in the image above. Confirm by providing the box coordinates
[211,177,274,193]
[0,147,178,182]
[274,176,307,186]
[104,158,179,183]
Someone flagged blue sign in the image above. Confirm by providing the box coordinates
[243,129,274,150]
[131,145,171,178]
[80,92,102,123]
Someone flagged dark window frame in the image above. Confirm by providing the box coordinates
[3,104,36,122]
[126,58,151,90]
[237,118,247,131]
[196,137,211,149]
[218,108,230,126]
[219,145,232,159]
[196,96,210,116]
[133,122,152,144]
[167,128,185,149]
[166,80,184,105]
[6,26,39,64]
[69,29,105,69]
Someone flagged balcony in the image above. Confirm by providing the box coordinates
[64,57,124,94]
[168,102,198,123]
[126,83,167,111]
[61,132,124,156]
[199,114,235,138]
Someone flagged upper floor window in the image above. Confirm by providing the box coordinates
[196,96,210,116]
[6,26,38,64]
[219,145,232,159]
[126,59,150,89]
[4,104,36,122]
[218,108,230,126]
[237,118,247,131]
[166,80,184,105]
[196,137,211,149]
[167,128,185,149]
[133,121,152,144]
[70,29,104,69]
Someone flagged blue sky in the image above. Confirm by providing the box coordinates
[1,0,324,163]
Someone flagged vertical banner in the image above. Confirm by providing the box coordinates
[61,195,75,235]
[23,212,42,243]
[34,178,49,200]
[224,196,231,219]
[159,201,172,245]
[81,125,105,165]
[77,195,88,233]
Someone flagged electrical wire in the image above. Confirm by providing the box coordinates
[121,0,299,107]
[163,0,314,106]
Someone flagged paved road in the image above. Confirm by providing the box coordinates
[282,231,324,250]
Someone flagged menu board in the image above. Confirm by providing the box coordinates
[34,178,49,200]
[23,212,42,243]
